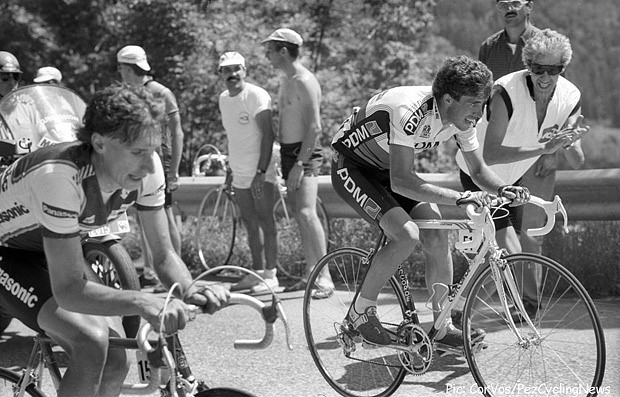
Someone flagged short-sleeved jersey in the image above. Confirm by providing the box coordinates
[144,79,179,171]
[331,86,479,170]
[0,141,165,251]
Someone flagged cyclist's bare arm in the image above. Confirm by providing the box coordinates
[139,207,230,312]
[389,143,462,206]
[461,146,506,193]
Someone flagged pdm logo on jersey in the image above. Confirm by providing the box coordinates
[403,99,431,136]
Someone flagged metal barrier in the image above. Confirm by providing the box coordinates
[175,169,620,221]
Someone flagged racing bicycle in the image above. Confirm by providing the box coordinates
[0,267,292,397]
[302,195,606,397]
[193,144,330,279]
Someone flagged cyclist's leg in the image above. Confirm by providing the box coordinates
[256,182,278,273]
[38,299,129,396]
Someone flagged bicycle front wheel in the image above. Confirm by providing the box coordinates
[303,248,407,397]
[196,189,237,268]
[0,366,46,397]
[463,253,606,396]
[273,196,330,279]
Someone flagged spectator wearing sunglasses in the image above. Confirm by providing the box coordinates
[455,29,587,318]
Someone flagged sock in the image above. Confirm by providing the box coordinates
[435,316,455,340]
[354,296,376,314]
[263,268,277,279]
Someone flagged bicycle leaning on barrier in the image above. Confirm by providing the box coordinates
[192,143,330,280]
[302,195,606,397]
[0,267,292,397]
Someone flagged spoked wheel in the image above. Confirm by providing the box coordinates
[303,248,408,397]
[463,253,606,396]
[274,196,330,280]
[0,367,46,397]
[83,240,141,337]
[196,189,237,269]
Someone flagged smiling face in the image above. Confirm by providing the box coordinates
[443,93,487,131]
[219,64,246,95]
[528,52,563,97]
[92,131,161,192]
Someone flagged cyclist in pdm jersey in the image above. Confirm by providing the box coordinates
[0,83,229,396]
[331,56,530,351]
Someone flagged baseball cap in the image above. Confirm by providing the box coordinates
[218,52,246,69]
[261,28,303,46]
[33,66,63,83]
[117,45,151,71]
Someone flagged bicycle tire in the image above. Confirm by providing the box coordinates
[273,196,330,280]
[462,253,606,397]
[195,387,257,397]
[82,240,141,338]
[0,366,46,397]
[303,248,407,397]
[196,189,237,268]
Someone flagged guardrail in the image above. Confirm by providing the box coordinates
[175,169,620,221]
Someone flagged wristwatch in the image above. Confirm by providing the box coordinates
[295,160,305,167]
[256,168,266,174]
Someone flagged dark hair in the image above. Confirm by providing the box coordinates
[76,83,164,145]
[432,55,493,101]
[273,41,300,59]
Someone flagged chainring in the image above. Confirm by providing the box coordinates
[397,323,433,375]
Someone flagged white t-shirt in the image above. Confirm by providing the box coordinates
[219,83,277,188]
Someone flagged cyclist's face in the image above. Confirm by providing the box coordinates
[93,132,161,192]
[444,94,487,132]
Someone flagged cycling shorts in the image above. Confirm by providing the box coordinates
[459,169,523,233]
[331,152,422,226]
[0,247,53,334]
[280,141,323,180]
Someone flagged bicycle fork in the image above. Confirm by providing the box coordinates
[489,252,542,346]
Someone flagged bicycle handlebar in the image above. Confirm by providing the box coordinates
[136,292,290,353]
[465,194,569,237]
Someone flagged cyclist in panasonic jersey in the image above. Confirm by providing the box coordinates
[0,84,229,397]
[331,56,530,350]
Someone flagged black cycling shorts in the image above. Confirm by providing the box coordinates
[459,169,523,233]
[0,247,53,334]
[331,152,421,226]
[280,141,323,180]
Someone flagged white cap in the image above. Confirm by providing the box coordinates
[117,45,151,71]
[261,28,303,46]
[218,52,246,69]
[33,66,62,83]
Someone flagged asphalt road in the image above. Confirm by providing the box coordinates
[1,287,618,397]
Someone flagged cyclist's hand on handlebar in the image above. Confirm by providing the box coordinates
[456,190,492,209]
[498,185,530,206]
[185,281,230,315]
[143,295,190,334]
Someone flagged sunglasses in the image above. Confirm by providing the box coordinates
[496,0,529,12]
[529,63,564,76]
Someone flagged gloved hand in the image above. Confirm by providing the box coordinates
[498,185,530,206]
[456,190,492,208]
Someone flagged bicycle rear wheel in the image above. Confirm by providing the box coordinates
[303,248,407,397]
[463,253,606,396]
[195,387,256,397]
[274,196,330,280]
[196,189,237,268]
[0,366,46,397]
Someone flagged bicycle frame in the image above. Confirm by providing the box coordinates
[5,285,291,397]
[366,196,568,348]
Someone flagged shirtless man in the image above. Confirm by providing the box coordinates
[262,28,333,295]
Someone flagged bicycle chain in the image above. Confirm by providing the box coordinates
[344,322,407,369]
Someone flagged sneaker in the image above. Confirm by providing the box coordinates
[435,326,486,355]
[283,279,307,293]
[311,279,335,300]
[251,276,279,293]
[231,270,264,291]
[139,273,160,288]
[345,306,392,345]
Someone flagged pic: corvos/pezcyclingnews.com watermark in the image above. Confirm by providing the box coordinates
[446,382,612,396]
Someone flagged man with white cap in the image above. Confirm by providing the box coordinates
[262,28,333,295]
[117,45,184,290]
[33,66,63,84]
[217,51,279,293]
